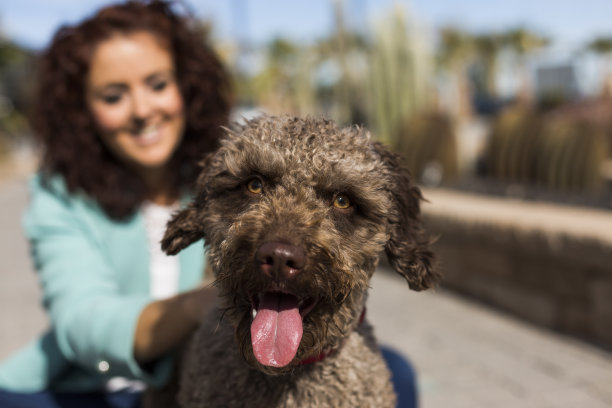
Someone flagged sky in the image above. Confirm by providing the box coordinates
[2,0,612,53]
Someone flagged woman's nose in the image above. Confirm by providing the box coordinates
[131,88,154,121]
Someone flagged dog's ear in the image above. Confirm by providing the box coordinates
[161,154,214,255]
[373,141,441,291]
[161,204,204,255]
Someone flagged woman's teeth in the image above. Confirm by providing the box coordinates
[134,125,160,143]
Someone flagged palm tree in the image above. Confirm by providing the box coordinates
[503,28,550,105]
[586,37,612,98]
[472,33,504,99]
[437,27,474,121]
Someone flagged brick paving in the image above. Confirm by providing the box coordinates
[1,175,612,407]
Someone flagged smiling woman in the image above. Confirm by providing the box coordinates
[0,1,232,407]
[86,31,186,203]
[31,0,231,219]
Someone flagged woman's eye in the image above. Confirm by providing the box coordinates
[151,81,167,91]
[101,94,122,104]
[333,194,351,209]
[247,178,263,194]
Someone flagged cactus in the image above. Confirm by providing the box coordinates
[486,108,541,183]
[394,112,458,185]
[366,5,433,146]
[485,108,608,193]
[537,119,608,192]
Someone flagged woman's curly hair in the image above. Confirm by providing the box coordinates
[32,0,232,219]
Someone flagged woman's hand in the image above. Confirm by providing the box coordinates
[134,284,218,364]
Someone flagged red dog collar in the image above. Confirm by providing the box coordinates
[297,307,366,365]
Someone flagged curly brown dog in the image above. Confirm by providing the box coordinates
[156,115,440,407]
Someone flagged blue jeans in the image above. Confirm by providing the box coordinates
[381,345,418,408]
[0,348,417,408]
[0,389,141,408]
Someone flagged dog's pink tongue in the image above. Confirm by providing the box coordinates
[251,292,303,367]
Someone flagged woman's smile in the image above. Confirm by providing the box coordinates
[86,31,185,171]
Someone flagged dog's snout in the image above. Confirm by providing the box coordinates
[256,242,306,280]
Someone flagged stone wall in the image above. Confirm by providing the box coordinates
[421,188,612,350]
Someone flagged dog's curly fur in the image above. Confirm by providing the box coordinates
[152,115,440,407]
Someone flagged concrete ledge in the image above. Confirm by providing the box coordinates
[422,188,612,350]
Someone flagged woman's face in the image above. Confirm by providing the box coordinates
[86,31,185,172]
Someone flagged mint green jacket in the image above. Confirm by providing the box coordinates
[0,175,205,392]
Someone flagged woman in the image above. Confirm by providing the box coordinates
[0,1,231,406]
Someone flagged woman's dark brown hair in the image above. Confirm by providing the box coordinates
[33,0,232,219]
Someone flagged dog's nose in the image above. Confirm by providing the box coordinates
[255,242,306,280]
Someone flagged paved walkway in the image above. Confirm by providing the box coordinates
[369,271,612,408]
[0,176,47,360]
[1,175,612,407]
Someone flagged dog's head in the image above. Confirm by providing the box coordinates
[163,115,440,374]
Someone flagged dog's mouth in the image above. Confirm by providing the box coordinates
[249,291,318,368]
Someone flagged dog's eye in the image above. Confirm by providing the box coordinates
[332,194,351,209]
[247,178,263,194]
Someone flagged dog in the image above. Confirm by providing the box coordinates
[156,115,440,407]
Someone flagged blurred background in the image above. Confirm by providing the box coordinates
[1,0,612,406]
[3,0,612,202]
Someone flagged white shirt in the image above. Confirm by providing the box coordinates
[141,201,180,300]
[106,201,180,392]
